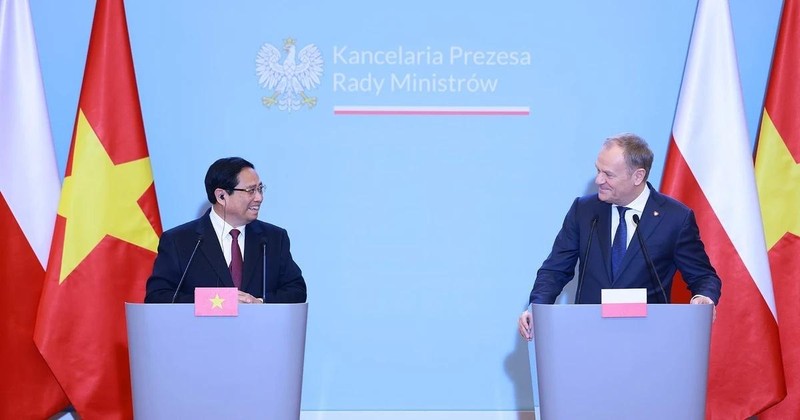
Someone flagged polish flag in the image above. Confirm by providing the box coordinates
[659,0,785,417]
[0,0,69,417]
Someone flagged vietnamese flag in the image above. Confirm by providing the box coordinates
[660,0,785,418]
[0,0,69,417]
[755,0,800,417]
[33,0,162,418]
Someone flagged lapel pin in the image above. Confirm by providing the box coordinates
[653,211,659,217]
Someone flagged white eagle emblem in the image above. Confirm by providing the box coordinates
[255,37,323,111]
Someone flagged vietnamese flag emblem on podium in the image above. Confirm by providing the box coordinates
[195,288,239,316]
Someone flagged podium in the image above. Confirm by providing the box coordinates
[530,304,712,420]
[126,303,308,419]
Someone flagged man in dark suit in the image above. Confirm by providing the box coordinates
[145,157,306,304]
[518,133,720,340]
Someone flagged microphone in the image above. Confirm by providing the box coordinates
[575,215,599,304]
[631,214,668,303]
[171,235,203,303]
[261,238,268,303]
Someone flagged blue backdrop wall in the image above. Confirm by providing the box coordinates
[30,0,783,411]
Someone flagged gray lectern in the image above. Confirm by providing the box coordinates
[126,303,308,419]
[529,304,712,420]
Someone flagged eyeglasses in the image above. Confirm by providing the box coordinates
[230,183,265,196]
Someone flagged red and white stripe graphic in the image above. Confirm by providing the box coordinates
[660,0,785,417]
[333,105,530,116]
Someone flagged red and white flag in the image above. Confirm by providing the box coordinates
[0,0,69,417]
[755,0,800,417]
[660,0,785,417]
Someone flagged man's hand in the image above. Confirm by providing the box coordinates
[238,291,263,304]
[518,310,533,341]
[690,295,716,322]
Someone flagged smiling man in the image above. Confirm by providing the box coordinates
[518,133,720,340]
[145,157,306,304]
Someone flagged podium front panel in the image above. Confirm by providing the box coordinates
[531,303,712,420]
[126,303,308,419]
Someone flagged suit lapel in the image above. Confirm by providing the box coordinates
[241,222,264,291]
[196,213,234,287]
[636,194,667,243]
[591,200,614,287]
[614,185,666,283]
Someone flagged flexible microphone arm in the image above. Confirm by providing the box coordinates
[261,239,268,303]
[631,214,668,303]
[171,235,203,303]
[575,215,599,304]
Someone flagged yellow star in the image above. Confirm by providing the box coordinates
[755,110,800,250]
[56,110,159,283]
[210,294,225,309]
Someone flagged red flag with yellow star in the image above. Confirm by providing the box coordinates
[33,0,162,418]
[756,1,800,417]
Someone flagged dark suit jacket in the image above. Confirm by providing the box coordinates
[530,183,721,304]
[145,210,306,303]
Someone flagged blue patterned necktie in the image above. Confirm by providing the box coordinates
[611,206,629,277]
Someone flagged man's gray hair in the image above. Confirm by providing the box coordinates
[603,133,654,180]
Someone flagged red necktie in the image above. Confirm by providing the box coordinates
[230,229,243,288]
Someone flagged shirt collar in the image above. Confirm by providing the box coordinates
[617,184,650,213]
[209,207,246,238]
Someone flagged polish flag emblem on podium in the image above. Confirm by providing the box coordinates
[601,288,647,318]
